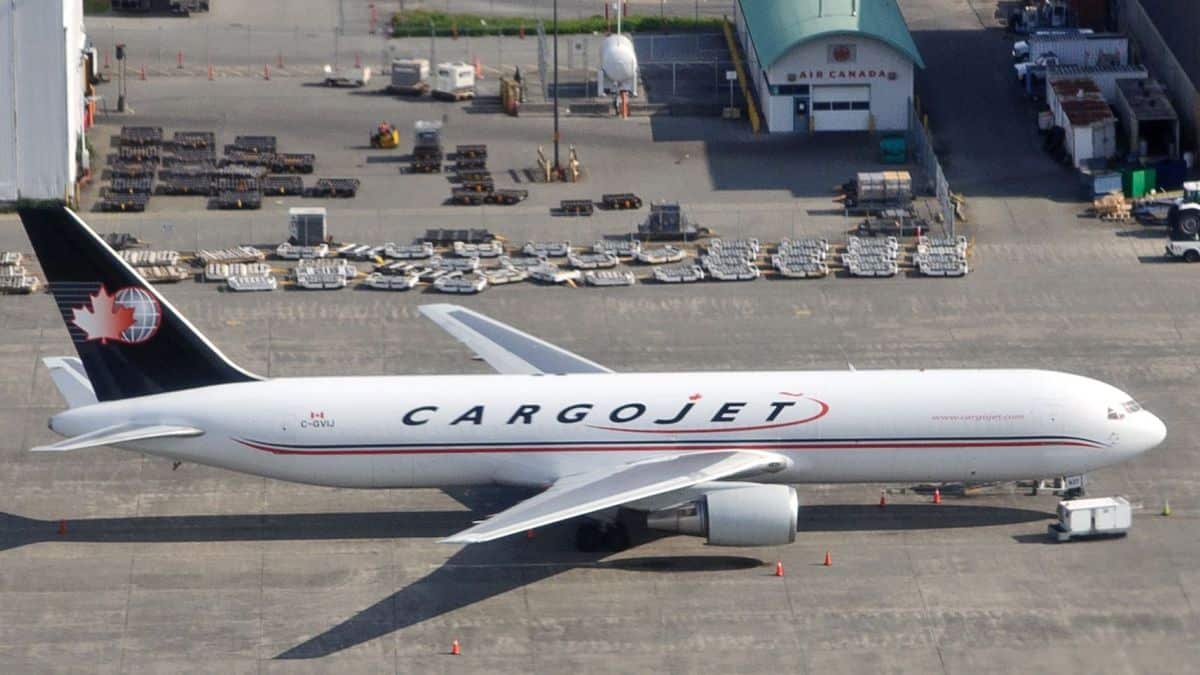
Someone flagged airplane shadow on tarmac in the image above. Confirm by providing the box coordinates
[0,494,1050,659]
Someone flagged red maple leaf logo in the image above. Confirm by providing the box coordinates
[71,287,136,344]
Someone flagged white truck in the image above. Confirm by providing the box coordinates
[388,58,430,95]
[322,65,371,88]
[1047,497,1132,542]
[1162,182,1200,261]
[432,62,476,101]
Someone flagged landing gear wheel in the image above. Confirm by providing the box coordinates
[576,521,604,552]
[602,523,631,552]
[1064,487,1086,499]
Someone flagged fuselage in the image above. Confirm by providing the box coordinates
[49,368,1166,489]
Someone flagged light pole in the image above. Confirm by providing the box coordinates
[552,0,560,173]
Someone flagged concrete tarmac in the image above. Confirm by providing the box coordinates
[1,1,1198,673]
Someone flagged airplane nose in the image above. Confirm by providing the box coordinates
[1133,411,1167,454]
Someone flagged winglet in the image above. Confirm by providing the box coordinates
[419,303,613,375]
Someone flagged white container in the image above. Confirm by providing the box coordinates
[1049,496,1131,542]
[390,58,430,93]
[1025,34,1128,68]
[433,62,475,100]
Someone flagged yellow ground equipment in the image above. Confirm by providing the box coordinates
[370,126,401,149]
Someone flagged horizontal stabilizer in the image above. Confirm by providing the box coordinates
[32,423,204,452]
[419,303,613,375]
[42,357,97,408]
[440,450,789,544]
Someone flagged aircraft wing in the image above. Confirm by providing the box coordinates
[32,423,204,452]
[440,450,789,544]
[419,303,613,375]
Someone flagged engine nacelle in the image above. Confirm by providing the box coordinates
[645,485,798,546]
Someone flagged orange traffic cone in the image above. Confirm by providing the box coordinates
[933,488,942,505]
[208,64,214,81]
[774,561,784,577]
[450,639,461,656]
[525,529,536,540]
[354,52,362,68]
[264,64,270,80]
[473,56,483,79]
[823,550,832,567]
[57,519,67,536]
[879,490,887,508]
[519,23,525,39]
[139,65,146,80]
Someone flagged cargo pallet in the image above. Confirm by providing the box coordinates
[211,191,262,210]
[600,193,643,210]
[210,175,260,194]
[119,126,164,146]
[460,178,495,193]
[455,144,488,160]
[454,157,487,171]
[485,189,528,205]
[457,168,492,182]
[116,145,161,163]
[422,228,495,244]
[309,178,360,198]
[156,175,211,195]
[109,177,155,194]
[262,175,305,196]
[270,153,316,174]
[231,136,277,153]
[222,150,275,167]
[107,162,158,179]
[172,131,215,149]
[410,158,443,173]
[450,189,486,205]
[166,147,218,164]
[559,199,595,216]
[95,192,150,212]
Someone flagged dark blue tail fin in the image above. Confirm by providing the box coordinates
[19,205,260,402]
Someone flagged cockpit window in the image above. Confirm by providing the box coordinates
[1122,400,1142,414]
[1108,407,1124,420]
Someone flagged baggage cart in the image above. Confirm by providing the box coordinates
[109,177,155,195]
[157,175,211,195]
[382,242,435,260]
[559,199,595,216]
[653,263,705,283]
[410,158,443,174]
[117,145,161,163]
[585,269,637,287]
[600,193,643,210]
[210,174,260,194]
[450,188,486,205]
[568,252,619,270]
[172,131,215,149]
[593,239,642,258]
[262,175,304,196]
[95,192,150,212]
[528,262,582,284]
[421,228,494,244]
[485,189,528,205]
[119,126,164,146]
[457,168,492,183]
[227,275,278,292]
[222,149,275,167]
[310,178,360,198]
[364,271,420,290]
[455,157,487,171]
[211,191,262,210]
[270,153,316,175]
[455,144,488,160]
[453,241,504,258]
[433,272,488,294]
[107,162,158,179]
[461,177,495,193]
[231,136,277,153]
[522,241,571,258]
[482,266,529,285]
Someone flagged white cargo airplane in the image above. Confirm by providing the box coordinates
[20,206,1166,551]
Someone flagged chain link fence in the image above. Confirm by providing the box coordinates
[908,97,955,236]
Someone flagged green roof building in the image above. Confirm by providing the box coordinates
[734,0,924,133]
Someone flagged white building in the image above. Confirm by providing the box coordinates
[0,0,90,202]
[734,0,924,133]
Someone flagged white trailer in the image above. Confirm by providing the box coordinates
[1023,33,1129,68]
[389,58,430,94]
[1048,497,1132,542]
[433,62,475,101]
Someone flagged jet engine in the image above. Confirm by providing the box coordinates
[645,484,798,546]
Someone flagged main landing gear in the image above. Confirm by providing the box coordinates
[575,520,631,552]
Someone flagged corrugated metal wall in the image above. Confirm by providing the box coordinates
[0,0,82,202]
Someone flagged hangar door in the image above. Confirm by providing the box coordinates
[811,85,871,131]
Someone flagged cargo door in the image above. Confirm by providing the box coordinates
[811,85,870,131]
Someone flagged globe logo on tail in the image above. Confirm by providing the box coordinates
[70,286,161,344]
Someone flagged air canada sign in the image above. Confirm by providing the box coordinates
[794,69,898,81]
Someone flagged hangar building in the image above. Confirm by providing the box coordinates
[734,0,924,133]
[0,0,91,202]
